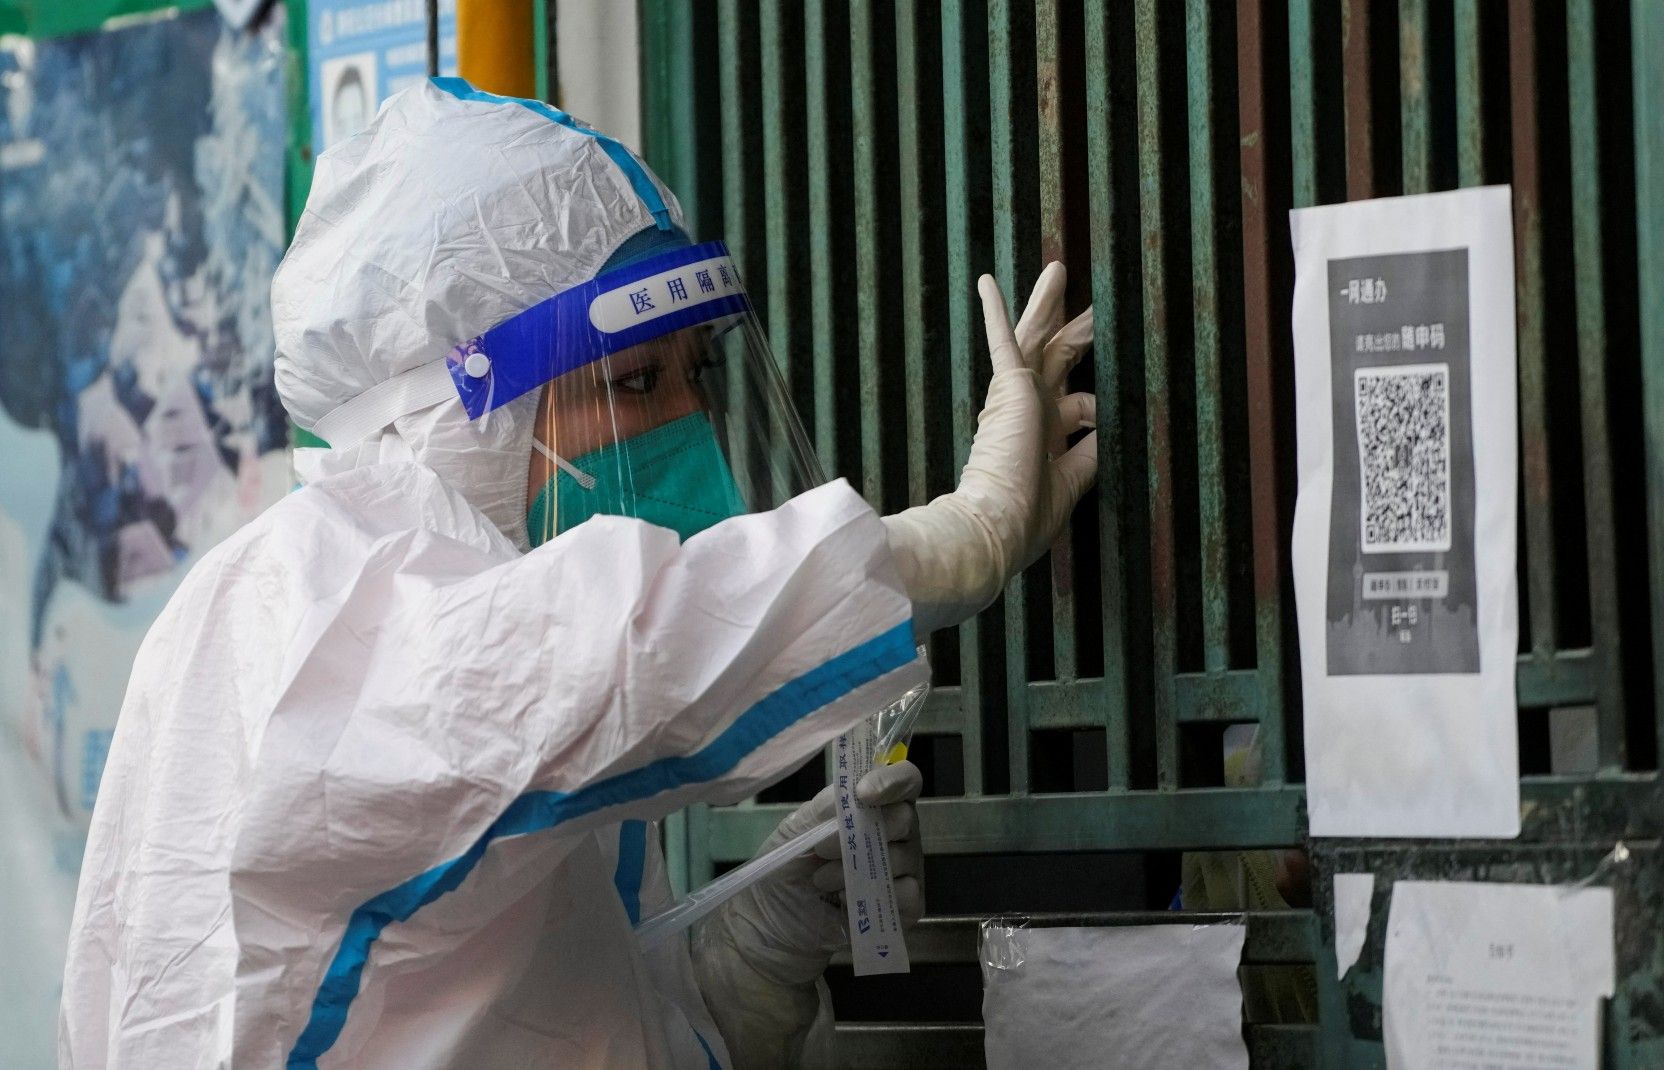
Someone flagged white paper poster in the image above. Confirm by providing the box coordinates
[1384,881,1615,1069]
[1290,186,1519,838]
[981,924,1249,1070]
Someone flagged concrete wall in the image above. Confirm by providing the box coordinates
[554,0,639,151]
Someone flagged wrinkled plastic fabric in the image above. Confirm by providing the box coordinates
[57,464,928,1068]
[272,78,682,550]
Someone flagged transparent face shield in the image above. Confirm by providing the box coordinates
[444,239,931,945]
[441,240,822,547]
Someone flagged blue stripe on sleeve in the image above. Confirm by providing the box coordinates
[613,820,648,925]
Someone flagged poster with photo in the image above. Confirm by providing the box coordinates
[0,11,289,1065]
[1290,187,1519,839]
[309,0,456,153]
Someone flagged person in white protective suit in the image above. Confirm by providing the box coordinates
[59,78,1098,1069]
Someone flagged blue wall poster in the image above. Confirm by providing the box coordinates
[309,0,457,153]
[0,10,290,1065]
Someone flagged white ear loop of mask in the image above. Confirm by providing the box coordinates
[532,437,598,491]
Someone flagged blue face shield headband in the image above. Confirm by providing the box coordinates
[306,240,758,449]
[442,240,754,420]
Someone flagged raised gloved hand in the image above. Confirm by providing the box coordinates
[691,760,924,1070]
[883,263,1097,637]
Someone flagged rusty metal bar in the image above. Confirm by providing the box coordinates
[1186,0,1230,676]
[1509,0,1557,660]
[942,0,988,796]
[991,0,1034,794]
[804,0,838,468]
[1342,0,1375,200]
[718,0,754,485]
[1289,0,1319,208]
[1399,0,1431,194]
[1134,0,1179,789]
[759,0,794,386]
[1236,0,1287,783]
[1565,0,1625,769]
[1036,0,1079,686]
[898,0,932,510]
[1454,0,1484,187]
[710,787,1308,858]
[851,0,885,508]
[1084,0,1131,789]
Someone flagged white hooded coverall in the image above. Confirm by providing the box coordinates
[59,81,929,1068]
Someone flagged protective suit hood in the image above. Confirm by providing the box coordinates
[272,78,684,549]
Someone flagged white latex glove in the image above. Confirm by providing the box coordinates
[691,761,924,1070]
[883,262,1098,636]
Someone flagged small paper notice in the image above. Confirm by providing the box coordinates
[1333,872,1375,979]
[1384,881,1615,1070]
[834,719,910,976]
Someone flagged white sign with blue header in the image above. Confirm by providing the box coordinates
[309,0,457,153]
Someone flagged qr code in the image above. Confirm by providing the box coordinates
[1354,363,1452,553]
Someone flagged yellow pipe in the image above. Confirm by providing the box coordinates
[457,0,537,99]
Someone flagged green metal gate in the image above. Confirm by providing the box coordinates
[638,0,1664,1065]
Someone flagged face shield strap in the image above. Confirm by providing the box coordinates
[306,241,750,450]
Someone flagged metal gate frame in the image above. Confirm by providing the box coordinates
[640,0,1664,1065]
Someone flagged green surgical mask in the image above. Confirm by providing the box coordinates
[526,411,748,548]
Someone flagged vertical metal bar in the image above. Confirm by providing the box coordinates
[897,0,932,509]
[639,0,698,899]
[1186,0,1229,675]
[759,0,794,387]
[663,809,689,898]
[1342,0,1375,200]
[1509,0,1557,658]
[1566,0,1624,769]
[805,0,838,469]
[1036,0,1079,684]
[1455,0,1484,187]
[942,0,987,796]
[990,0,1020,299]
[1637,0,1664,751]
[1399,0,1432,194]
[718,0,753,485]
[1036,0,1067,269]
[1085,0,1130,789]
[851,0,885,507]
[688,802,714,889]
[533,0,553,103]
[1289,0,1319,209]
[1236,0,1286,783]
[990,0,1032,794]
[639,0,701,227]
[1135,0,1178,789]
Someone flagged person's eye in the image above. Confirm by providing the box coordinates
[612,363,663,394]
